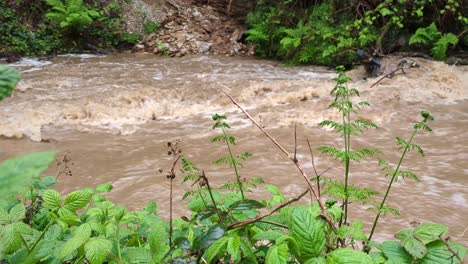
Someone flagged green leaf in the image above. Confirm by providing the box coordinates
[290,206,326,261]
[0,65,21,101]
[252,230,285,241]
[43,189,62,211]
[60,224,91,259]
[228,199,265,211]
[265,185,282,195]
[8,204,25,222]
[305,256,326,264]
[379,241,413,264]
[149,224,169,262]
[413,223,448,244]
[401,237,427,259]
[193,224,226,250]
[0,151,57,199]
[84,237,113,264]
[326,248,373,264]
[0,208,9,224]
[419,240,466,264]
[1,224,22,253]
[122,247,152,263]
[96,183,113,193]
[204,236,229,263]
[35,176,57,189]
[265,244,289,264]
[227,235,241,258]
[64,190,92,211]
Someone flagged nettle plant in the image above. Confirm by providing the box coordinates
[0,65,466,263]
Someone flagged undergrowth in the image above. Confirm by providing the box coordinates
[245,0,467,66]
[0,0,140,57]
[0,65,466,263]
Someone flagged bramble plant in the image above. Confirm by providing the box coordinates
[0,66,466,263]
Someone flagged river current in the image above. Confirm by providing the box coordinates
[1,53,467,245]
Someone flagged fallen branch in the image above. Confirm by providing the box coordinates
[223,90,338,233]
[228,189,309,229]
[370,59,419,88]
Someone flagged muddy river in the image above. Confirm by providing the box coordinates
[1,53,467,245]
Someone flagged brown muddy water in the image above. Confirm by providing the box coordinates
[1,53,467,245]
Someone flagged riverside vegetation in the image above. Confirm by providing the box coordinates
[0,0,140,58]
[245,0,467,66]
[0,64,466,263]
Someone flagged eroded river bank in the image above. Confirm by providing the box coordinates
[1,54,467,245]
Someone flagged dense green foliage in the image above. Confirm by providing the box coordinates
[245,0,467,65]
[0,0,139,57]
[0,66,466,263]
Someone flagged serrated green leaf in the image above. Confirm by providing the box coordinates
[305,256,326,264]
[60,224,91,259]
[0,208,9,224]
[64,190,92,211]
[227,235,241,257]
[290,206,326,261]
[379,241,413,264]
[0,151,57,199]
[326,248,373,264]
[413,223,448,244]
[36,239,63,262]
[8,203,25,222]
[265,244,289,264]
[204,236,229,263]
[402,237,427,259]
[0,224,22,253]
[96,183,113,193]
[149,223,169,261]
[122,247,152,263]
[84,237,113,264]
[419,240,466,264]
[252,230,285,241]
[43,189,62,211]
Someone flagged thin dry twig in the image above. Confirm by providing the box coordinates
[440,235,464,264]
[165,141,183,246]
[228,189,310,229]
[223,90,338,233]
[294,124,298,162]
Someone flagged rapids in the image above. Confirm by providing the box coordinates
[1,54,467,245]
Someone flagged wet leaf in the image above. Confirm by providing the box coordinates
[228,199,265,211]
[326,248,373,263]
[193,224,226,250]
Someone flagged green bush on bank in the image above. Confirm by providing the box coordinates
[0,0,139,57]
[0,66,466,263]
[245,0,467,66]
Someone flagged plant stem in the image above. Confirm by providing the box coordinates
[202,172,223,222]
[221,127,245,200]
[368,128,418,241]
[29,221,52,253]
[116,221,122,262]
[343,108,351,226]
[19,233,30,252]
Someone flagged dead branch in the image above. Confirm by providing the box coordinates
[228,189,310,229]
[223,90,338,233]
[370,59,419,88]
